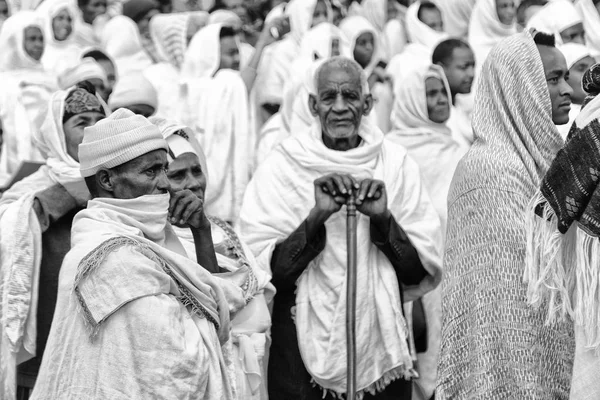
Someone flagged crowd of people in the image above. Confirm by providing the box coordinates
[1,0,600,399]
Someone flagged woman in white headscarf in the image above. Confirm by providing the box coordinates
[72,0,106,49]
[432,0,476,39]
[37,0,83,77]
[575,0,600,58]
[387,64,465,400]
[151,117,274,400]
[468,0,517,66]
[0,12,57,188]
[358,0,407,61]
[526,0,585,46]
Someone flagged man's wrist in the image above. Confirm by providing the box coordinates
[370,209,392,227]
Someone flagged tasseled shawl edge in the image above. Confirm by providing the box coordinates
[525,190,600,352]
[72,236,220,341]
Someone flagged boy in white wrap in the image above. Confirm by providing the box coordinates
[31,109,235,400]
[240,57,443,400]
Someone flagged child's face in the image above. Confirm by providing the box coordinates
[354,32,375,69]
[219,36,240,71]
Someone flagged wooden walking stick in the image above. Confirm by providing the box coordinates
[346,193,358,400]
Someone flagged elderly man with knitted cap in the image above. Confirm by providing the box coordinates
[31,109,235,400]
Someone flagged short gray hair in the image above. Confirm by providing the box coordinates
[313,56,370,95]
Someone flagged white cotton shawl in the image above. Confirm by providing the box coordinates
[431,0,477,39]
[101,15,153,77]
[358,0,407,61]
[30,194,235,400]
[340,16,381,77]
[38,0,83,77]
[240,118,443,397]
[0,88,92,400]
[575,0,600,57]
[150,13,195,70]
[405,1,449,51]
[468,0,517,66]
[72,4,101,49]
[526,0,583,45]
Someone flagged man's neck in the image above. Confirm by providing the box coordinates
[322,133,361,151]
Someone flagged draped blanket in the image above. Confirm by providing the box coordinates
[437,32,574,400]
[240,119,443,398]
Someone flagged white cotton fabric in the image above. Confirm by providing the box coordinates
[431,0,477,39]
[468,0,517,66]
[72,3,102,49]
[108,74,158,112]
[359,0,407,61]
[240,117,443,397]
[101,15,153,77]
[526,0,583,44]
[0,88,94,400]
[559,42,592,70]
[0,12,57,186]
[30,194,235,400]
[575,0,600,57]
[57,57,107,89]
[37,0,83,77]
[405,1,448,51]
[340,16,381,76]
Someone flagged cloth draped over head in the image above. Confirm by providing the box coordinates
[101,15,153,76]
[0,86,104,400]
[150,12,202,70]
[285,0,333,44]
[58,57,107,89]
[240,112,443,397]
[108,73,158,112]
[339,15,380,76]
[436,31,573,399]
[208,9,241,27]
[525,63,600,351]
[431,0,477,39]
[357,0,407,61]
[405,1,449,51]
[526,0,583,45]
[0,11,44,71]
[468,0,517,66]
[149,116,207,172]
[575,0,600,57]
[37,0,83,76]
[181,22,225,82]
[559,42,592,70]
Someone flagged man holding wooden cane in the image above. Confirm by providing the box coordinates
[240,56,443,400]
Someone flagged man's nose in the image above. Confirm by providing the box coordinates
[157,170,172,192]
[561,79,573,97]
[332,95,346,112]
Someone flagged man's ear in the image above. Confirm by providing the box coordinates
[308,94,319,117]
[96,169,115,193]
[363,93,374,116]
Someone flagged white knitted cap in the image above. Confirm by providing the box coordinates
[79,108,168,177]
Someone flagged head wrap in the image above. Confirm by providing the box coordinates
[526,0,583,44]
[79,108,167,177]
[576,0,600,58]
[339,15,381,75]
[101,15,153,77]
[391,64,452,136]
[0,11,44,71]
[150,12,204,69]
[406,1,449,51]
[58,57,108,90]
[122,0,160,23]
[299,22,349,62]
[108,73,158,111]
[468,0,517,65]
[208,9,241,28]
[285,0,333,44]
[181,22,227,82]
[36,0,77,46]
[62,85,105,123]
[558,42,592,70]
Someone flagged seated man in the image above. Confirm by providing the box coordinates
[31,109,234,400]
[240,57,443,400]
[433,38,476,149]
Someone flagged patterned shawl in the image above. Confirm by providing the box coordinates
[437,31,574,399]
[525,63,600,351]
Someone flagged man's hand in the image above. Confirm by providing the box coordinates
[168,190,210,230]
[313,173,358,218]
[355,179,389,219]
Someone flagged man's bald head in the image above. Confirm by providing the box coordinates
[314,57,370,96]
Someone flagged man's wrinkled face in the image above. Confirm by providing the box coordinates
[425,77,450,124]
[496,0,516,25]
[81,0,106,24]
[419,7,444,32]
[353,32,374,69]
[63,111,105,161]
[560,23,585,45]
[219,36,240,71]
[309,66,372,140]
[311,0,328,28]
[109,149,171,199]
[52,8,72,41]
[167,152,206,200]
[440,46,475,96]
[569,55,595,104]
[23,26,44,61]
[538,45,572,125]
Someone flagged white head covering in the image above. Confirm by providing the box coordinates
[58,57,107,89]
[431,0,477,38]
[150,13,201,70]
[359,0,387,32]
[391,64,452,136]
[526,0,583,44]
[79,108,167,177]
[36,0,78,46]
[101,15,153,76]
[299,22,349,62]
[108,73,158,111]
[559,42,592,70]
[0,11,44,71]
[339,15,381,76]
[406,1,449,51]
[575,0,600,57]
[181,22,235,82]
[285,0,333,44]
[468,0,517,65]
[209,9,241,27]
